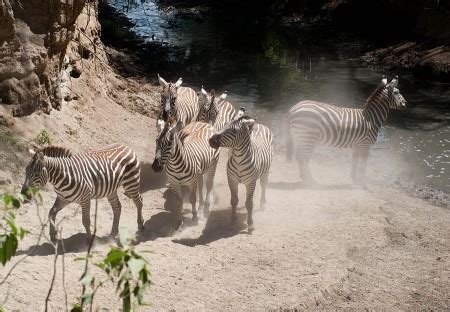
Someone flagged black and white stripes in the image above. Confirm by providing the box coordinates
[209,109,273,231]
[197,87,236,131]
[287,76,407,185]
[21,144,144,241]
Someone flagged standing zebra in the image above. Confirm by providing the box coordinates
[21,144,144,242]
[152,119,219,225]
[198,87,236,131]
[287,76,407,185]
[157,74,200,129]
[209,109,273,232]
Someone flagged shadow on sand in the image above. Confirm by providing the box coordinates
[15,233,113,256]
[268,181,364,190]
[172,209,248,247]
[140,162,167,193]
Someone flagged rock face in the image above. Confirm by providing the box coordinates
[0,0,89,117]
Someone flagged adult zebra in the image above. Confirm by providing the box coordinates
[157,74,200,129]
[21,144,144,242]
[152,119,219,225]
[198,87,236,131]
[287,76,407,185]
[209,109,273,232]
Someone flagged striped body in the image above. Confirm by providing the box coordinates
[22,144,144,241]
[287,77,407,184]
[152,121,219,223]
[209,113,273,231]
[198,90,236,131]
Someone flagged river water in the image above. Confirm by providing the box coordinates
[104,0,449,193]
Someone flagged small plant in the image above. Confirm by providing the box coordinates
[0,193,28,266]
[73,229,151,312]
[34,129,52,145]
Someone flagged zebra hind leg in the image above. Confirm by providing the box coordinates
[351,148,360,184]
[297,154,317,185]
[259,173,269,210]
[169,184,184,229]
[80,200,92,242]
[197,174,204,211]
[189,182,198,223]
[245,181,257,233]
[107,193,122,239]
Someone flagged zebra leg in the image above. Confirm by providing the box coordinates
[260,173,269,210]
[107,193,122,238]
[197,174,204,211]
[228,178,239,228]
[189,182,198,223]
[296,150,316,185]
[357,149,370,186]
[80,200,92,241]
[123,182,144,232]
[245,181,257,232]
[351,148,360,184]
[169,184,184,228]
[204,160,218,217]
[48,197,68,242]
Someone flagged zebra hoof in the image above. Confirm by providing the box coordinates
[247,224,255,233]
[138,224,145,232]
[192,215,199,224]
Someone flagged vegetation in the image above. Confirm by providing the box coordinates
[0,130,26,150]
[34,129,52,146]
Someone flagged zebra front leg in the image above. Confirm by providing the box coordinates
[80,200,92,242]
[107,193,122,239]
[204,160,218,217]
[351,148,360,184]
[357,149,370,186]
[260,173,269,210]
[189,181,198,223]
[228,178,239,229]
[48,197,68,242]
[169,183,184,228]
[197,174,204,211]
[245,181,257,233]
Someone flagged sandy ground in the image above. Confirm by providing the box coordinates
[1,78,449,311]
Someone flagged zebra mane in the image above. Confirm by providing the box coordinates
[365,84,386,106]
[37,146,73,158]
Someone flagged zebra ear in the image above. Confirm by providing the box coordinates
[174,78,183,87]
[242,118,256,129]
[28,149,36,156]
[381,76,387,86]
[35,151,44,161]
[219,92,227,101]
[158,74,168,87]
[234,107,245,120]
[390,75,398,87]
[156,119,165,132]
[201,86,208,96]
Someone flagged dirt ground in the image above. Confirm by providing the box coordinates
[1,72,449,311]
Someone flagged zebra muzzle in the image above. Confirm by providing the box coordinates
[151,159,163,172]
[209,135,220,149]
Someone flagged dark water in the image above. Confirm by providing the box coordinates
[105,0,450,193]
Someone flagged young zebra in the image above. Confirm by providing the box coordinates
[152,119,219,225]
[21,144,144,242]
[197,87,236,131]
[287,76,407,185]
[157,74,200,129]
[209,109,273,232]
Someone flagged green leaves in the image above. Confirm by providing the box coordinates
[0,193,28,266]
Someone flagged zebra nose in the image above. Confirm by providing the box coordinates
[151,159,163,172]
[21,185,31,203]
[209,135,219,149]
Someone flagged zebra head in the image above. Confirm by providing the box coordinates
[21,149,49,197]
[152,117,183,172]
[385,76,407,110]
[209,108,254,149]
[158,74,183,122]
[198,87,227,125]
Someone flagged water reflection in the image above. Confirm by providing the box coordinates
[104,0,449,192]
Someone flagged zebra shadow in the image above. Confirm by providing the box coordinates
[268,181,360,190]
[139,162,167,193]
[15,233,112,256]
[172,209,248,247]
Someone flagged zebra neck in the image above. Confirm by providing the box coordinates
[231,136,252,160]
[363,95,390,129]
[44,157,69,186]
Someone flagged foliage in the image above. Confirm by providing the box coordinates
[34,129,51,146]
[0,193,28,266]
[96,229,151,311]
[73,229,151,311]
[0,130,26,150]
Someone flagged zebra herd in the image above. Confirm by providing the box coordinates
[21,75,406,242]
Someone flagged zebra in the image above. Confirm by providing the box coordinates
[152,118,219,225]
[286,76,407,185]
[209,109,273,232]
[21,144,144,242]
[197,87,236,131]
[157,74,200,130]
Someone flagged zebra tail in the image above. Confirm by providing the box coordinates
[286,118,293,163]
